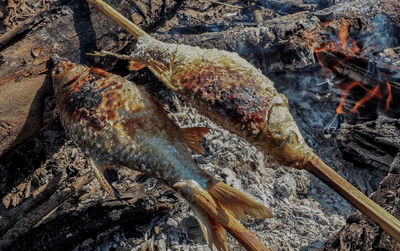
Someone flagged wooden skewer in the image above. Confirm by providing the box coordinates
[307,155,400,242]
[85,0,400,243]
[86,0,146,38]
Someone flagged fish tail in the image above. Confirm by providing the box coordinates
[191,205,228,251]
[207,179,273,220]
[173,180,271,251]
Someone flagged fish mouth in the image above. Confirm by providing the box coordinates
[51,58,89,96]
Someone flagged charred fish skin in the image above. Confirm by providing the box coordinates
[52,60,210,188]
[131,37,313,167]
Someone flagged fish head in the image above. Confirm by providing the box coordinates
[51,59,87,96]
[265,98,312,167]
[51,60,129,129]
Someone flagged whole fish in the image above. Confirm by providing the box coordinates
[86,0,400,242]
[51,58,272,251]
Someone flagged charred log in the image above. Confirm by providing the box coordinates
[318,50,400,117]
[336,117,400,172]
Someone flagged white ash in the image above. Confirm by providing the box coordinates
[274,173,296,198]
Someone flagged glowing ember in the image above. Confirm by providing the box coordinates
[306,20,392,114]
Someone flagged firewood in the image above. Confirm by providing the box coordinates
[337,117,400,172]
[317,50,400,115]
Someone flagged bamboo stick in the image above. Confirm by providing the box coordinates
[85,0,400,243]
[86,0,147,38]
[307,155,400,242]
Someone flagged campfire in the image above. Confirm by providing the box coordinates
[0,0,399,250]
[306,20,397,119]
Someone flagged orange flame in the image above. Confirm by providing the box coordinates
[336,80,361,114]
[338,22,360,55]
[385,81,392,111]
[350,85,380,114]
[306,20,392,114]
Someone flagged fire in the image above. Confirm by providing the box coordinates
[349,85,380,114]
[338,22,360,55]
[306,20,392,114]
[335,80,383,114]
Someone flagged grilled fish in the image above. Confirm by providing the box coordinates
[92,39,312,166]
[90,39,311,168]
[85,0,400,242]
[51,58,272,251]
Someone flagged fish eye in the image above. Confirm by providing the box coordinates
[54,65,64,75]
[286,130,300,146]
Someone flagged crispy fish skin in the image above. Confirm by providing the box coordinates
[52,60,272,251]
[129,37,313,167]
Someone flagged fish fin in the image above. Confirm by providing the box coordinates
[87,50,136,61]
[148,58,169,73]
[207,179,273,220]
[173,180,270,251]
[88,159,121,201]
[87,50,147,71]
[128,61,147,71]
[181,127,210,154]
[192,206,228,251]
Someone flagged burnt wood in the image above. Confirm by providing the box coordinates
[318,50,400,116]
[336,117,400,172]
